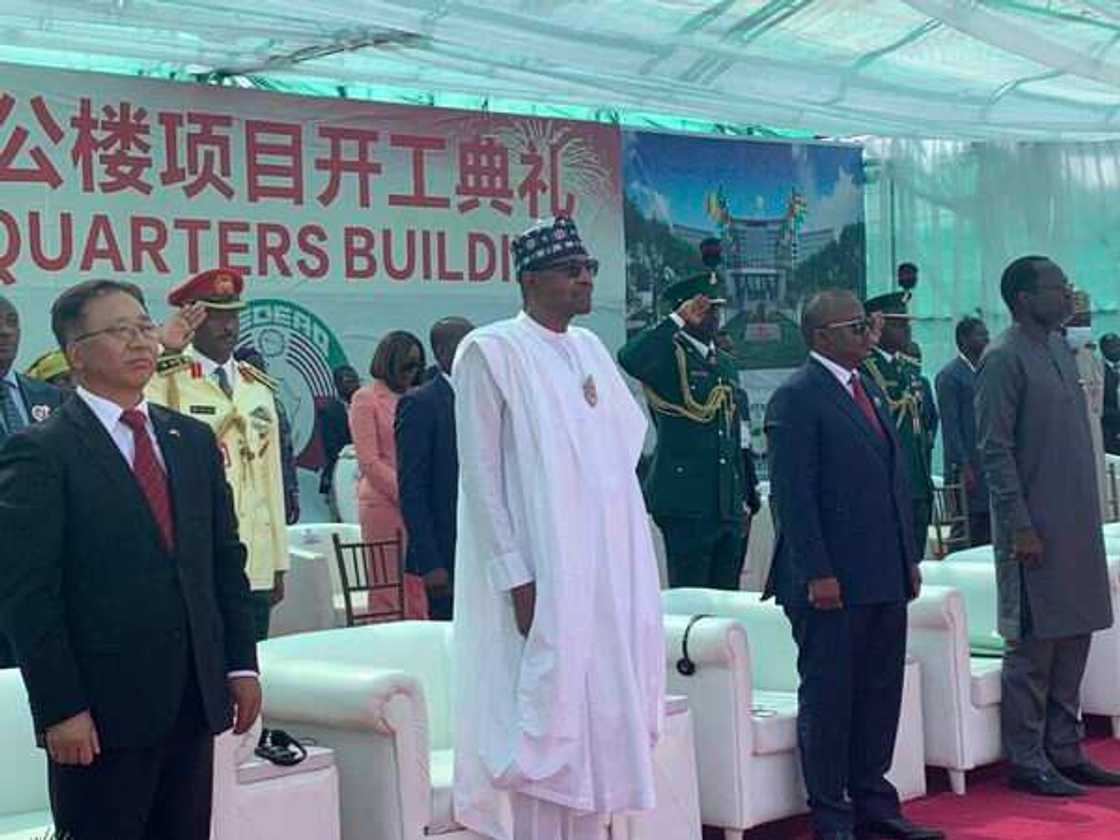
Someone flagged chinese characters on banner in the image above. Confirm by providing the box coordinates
[0,86,619,290]
[0,64,625,472]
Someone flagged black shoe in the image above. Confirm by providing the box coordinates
[1055,761,1120,786]
[1008,767,1086,797]
[854,816,944,840]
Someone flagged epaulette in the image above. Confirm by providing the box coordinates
[237,361,277,391]
[156,353,192,377]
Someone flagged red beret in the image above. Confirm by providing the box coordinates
[167,268,246,309]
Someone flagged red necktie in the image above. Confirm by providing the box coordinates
[121,409,176,553]
[850,374,887,440]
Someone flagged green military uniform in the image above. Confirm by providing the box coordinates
[862,293,935,560]
[618,272,746,589]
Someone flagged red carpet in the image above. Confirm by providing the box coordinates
[728,718,1120,840]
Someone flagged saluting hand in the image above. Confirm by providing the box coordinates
[46,710,100,766]
[675,294,712,330]
[158,302,207,353]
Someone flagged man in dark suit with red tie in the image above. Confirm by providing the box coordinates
[0,279,260,840]
[764,289,941,840]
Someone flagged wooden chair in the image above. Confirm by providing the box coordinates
[930,482,971,559]
[332,531,405,626]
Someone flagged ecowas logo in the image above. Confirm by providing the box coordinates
[237,299,350,461]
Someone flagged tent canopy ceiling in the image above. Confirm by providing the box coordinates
[1,1,1119,140]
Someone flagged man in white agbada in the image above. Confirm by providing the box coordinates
[452,215,666,840]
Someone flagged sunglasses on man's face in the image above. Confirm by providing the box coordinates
[818,317,873,336]
[538,258,600,279]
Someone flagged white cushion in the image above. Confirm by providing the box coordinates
[749,690,798,755]
[0,810,52,840]
[0,671,49,821]
[969,658,1002,707]
[428,749,459,836]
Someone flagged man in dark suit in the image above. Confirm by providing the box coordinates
[395,317,473,620]
[0,280,260,840]
[0,294,66,669]
[0,295,65,446]
[1101,333,1120,456]
[935,317,991,545]
[765,290,941,840]
[317,364,360,506]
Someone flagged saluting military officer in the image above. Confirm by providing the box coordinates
[618,249,747,589]
[146,268,289,641]
[862,290,935,560]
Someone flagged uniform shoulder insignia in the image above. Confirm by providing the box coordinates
[237,361,277,390]
[156,354,191,376]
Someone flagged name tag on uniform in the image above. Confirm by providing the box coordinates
[688,370,708,381]
[189,405,217,415]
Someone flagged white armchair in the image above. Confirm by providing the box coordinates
[258,622,443,840]
[259,621,702,840]
[277,523,365,634]
[661,589,925,836]
[332,445,359,525]
[906,583,1002,794]
[0,669,50,840]
[926,551,1120,737]
[0,669,339,840]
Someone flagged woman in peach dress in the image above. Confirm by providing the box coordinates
[348,331,426,618]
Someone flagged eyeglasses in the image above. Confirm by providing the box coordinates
[1032,282,1072,294]
[818,317,873,336]
[72,321,161,344]
[538,258,600,278]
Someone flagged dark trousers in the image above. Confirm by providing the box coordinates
[251,588,273,642]
[1002,634,1091,771]
[783,601,906,834]
[428,592,454,621]
[657,516,743,590]
[48,672,214,840]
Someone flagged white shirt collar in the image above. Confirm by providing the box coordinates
[958,352,978,373]
[519,310,570,340]
[874,346,895,363]
[193,351,238,386]
[810,351,858,393]
[678,329,714,358]
[440,370,454,391]
[76,386,151,433]
[1,368,18,389]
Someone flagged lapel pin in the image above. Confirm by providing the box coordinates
[168,428,181,437]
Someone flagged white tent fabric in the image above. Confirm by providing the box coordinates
[2,1,1120,141]
[864,135,1120,389]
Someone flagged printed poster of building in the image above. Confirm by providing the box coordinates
[622,130,866,442]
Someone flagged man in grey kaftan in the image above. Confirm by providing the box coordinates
[976,255,1117,797]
